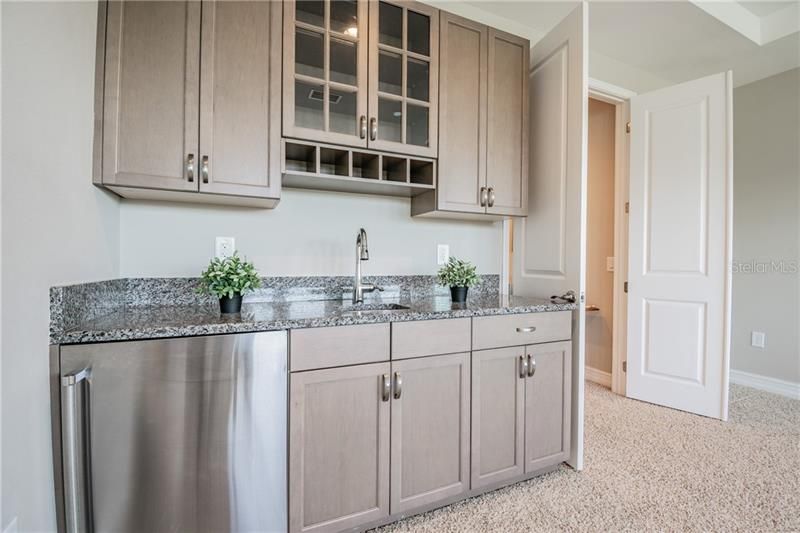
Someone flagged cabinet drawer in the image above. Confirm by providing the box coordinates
[290,323,390,371]
[391,318,471,359]
[472,311,571,350]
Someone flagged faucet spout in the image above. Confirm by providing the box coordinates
[357,228,369,260]
[353,228,381,303]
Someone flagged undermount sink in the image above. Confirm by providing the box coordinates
[341,303,411,314]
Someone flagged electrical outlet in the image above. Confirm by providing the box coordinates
[215,237,235,259]
[751,331,766,348]
[606,257,615,272]
[437,244,450,265]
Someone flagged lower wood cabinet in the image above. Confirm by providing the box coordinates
[289,363,391,533]
[390,353,470,513]
[472,341,572,488]
[289,321,571,532]
[471,346,525,488]
[289,353,470,532]
[525,341,572,472]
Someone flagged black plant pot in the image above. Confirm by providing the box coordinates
[219,294,243,314]
[450,286,469,303]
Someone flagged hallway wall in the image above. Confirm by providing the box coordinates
[585,99,616,375]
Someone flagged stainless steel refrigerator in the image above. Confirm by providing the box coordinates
[56,331,288,533]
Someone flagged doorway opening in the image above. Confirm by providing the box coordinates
[585,97,617,389]
[585,81,633,396]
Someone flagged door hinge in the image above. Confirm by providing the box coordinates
[626,121,631,133]
[622,361,627,372]
[624,201,629,214]
[623,281,628,293]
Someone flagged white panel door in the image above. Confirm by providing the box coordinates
[627,71,733,420]
[512,4,587,470]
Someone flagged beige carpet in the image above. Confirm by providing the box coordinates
[375,383,800,532]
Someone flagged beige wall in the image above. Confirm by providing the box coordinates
[585,99,616,374]
[1,2,121,531]
[732,68,800,384]
[120,191,501,278]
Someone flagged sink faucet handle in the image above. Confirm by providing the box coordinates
[374,285,384,292]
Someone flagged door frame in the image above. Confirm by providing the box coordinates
[587,78,635,396]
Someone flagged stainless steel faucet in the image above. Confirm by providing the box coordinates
[353,228,383,303]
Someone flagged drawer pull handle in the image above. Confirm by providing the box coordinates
[516,326,537,333]
[527,355,536,377]
[518,355,528,379]
[381,374,391,402]
[393,372,402,399]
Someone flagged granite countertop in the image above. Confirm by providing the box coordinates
[54,293,576,345]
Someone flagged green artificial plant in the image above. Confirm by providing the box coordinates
[437,257,481,288]
[197,252,262,299]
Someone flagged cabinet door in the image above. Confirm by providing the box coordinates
[390,353,470,513]
[283,0,369,147]
[199,0,281,199]
[435,13,487,214]
[471,347,525,489]
[102,1,200,191]
[486,29,528,216]
[524,341,572,473]
[368,0,438,157]
[289,363,390,533]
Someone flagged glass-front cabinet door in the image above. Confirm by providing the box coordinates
[368,1,438,157]
[283,0,369,147]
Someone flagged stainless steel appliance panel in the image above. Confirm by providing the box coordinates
[60,331,288,533]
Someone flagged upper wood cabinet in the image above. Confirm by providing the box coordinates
[282,0,439,158]
[101,1,200,193]
[485,28,528,216]
[198,1,282,200]
[412,13,528,218]
[97,0,281,207]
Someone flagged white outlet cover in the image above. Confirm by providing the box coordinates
[215,237,236,259]
[437,244,450,265]
[751,331,766,348]
[606,257,615,272]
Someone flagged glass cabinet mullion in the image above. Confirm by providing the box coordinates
[323,0,330,132]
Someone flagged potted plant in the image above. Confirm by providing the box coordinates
[437,257,481,303]
[197,252,262,314]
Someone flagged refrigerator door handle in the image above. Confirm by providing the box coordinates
[62,367,92,533]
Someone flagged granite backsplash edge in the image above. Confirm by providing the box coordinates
[50,275,501,344]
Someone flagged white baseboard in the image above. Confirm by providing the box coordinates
[730,369,800,400]
[585,366,612,388]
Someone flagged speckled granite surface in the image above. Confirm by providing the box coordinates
[50,275,576,345]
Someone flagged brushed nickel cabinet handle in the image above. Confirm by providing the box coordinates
[393,372,402,399]
[488,187,496,207]
[186,153,195,182]
[480,187,488,207]
[527,355,536,377]
[519,355,528,379]
[516,326,537,333]
[369,117,377,141]
[201,155,209,184]
[381,374,391,402]
[360,115,367,139]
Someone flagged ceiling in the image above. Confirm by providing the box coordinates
[458,0,800,91]
[738,1,795,17]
